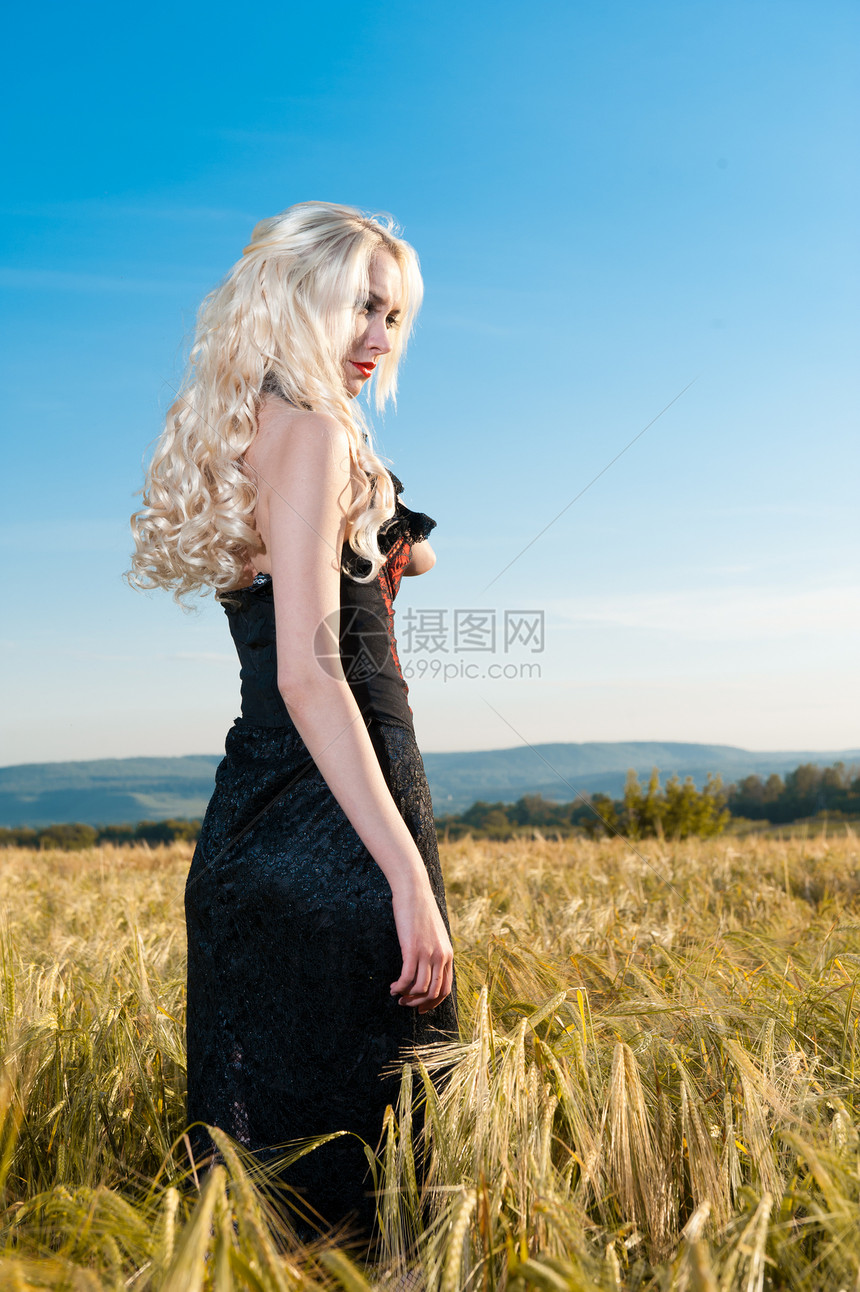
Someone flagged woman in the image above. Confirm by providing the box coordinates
[127,201,458,1244]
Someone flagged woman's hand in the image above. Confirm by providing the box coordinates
[389,876,454,1014]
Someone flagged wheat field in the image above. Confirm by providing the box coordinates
[0,828,858,1290]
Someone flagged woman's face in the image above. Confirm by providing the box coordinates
[343,250,402,398]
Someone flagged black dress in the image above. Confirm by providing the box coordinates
[184,472,458,1242]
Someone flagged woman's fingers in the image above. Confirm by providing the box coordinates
[412,958,433,999]
[439,960,453,1005]
[390,955,418,997]
[398,952,453,1012]
[431,959,454,1011]
[421,959,445,1010]
[400,968,435,1009]
[392,951,431,1002]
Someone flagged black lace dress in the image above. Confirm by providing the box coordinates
[184,472,458,1242]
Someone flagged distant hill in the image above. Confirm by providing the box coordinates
[424,742,860,813]
[1,743,858,827]
[0,756,222,828]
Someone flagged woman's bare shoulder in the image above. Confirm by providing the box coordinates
[249,396,351,481]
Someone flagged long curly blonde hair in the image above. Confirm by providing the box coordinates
[127,201,423,603]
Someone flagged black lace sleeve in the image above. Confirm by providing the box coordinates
[383,471,437,550]
[342,469,437,579]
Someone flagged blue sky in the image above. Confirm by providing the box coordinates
[2,0,857,765]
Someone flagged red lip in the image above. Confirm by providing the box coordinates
[351,361,376,377]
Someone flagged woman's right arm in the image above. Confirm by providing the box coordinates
[251,403,453,1014]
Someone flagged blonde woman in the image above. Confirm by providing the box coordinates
[128,202,458,1244]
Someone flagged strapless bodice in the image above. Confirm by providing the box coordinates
[217,472,436,731]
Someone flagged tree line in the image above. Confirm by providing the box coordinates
[436,770,730,842]
[0,819,200,851]
[435,761,860,841]
[727,761,860,823]
[436,761,859,841]
[0,762,857,849]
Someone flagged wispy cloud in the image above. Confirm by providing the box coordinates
[212,129,300,145]
[549,583,860,640]
[0,520,130,553]
[163,652,235,665]
[0,267,208,294]
[0,200,255,222]
[427,314,517,338]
